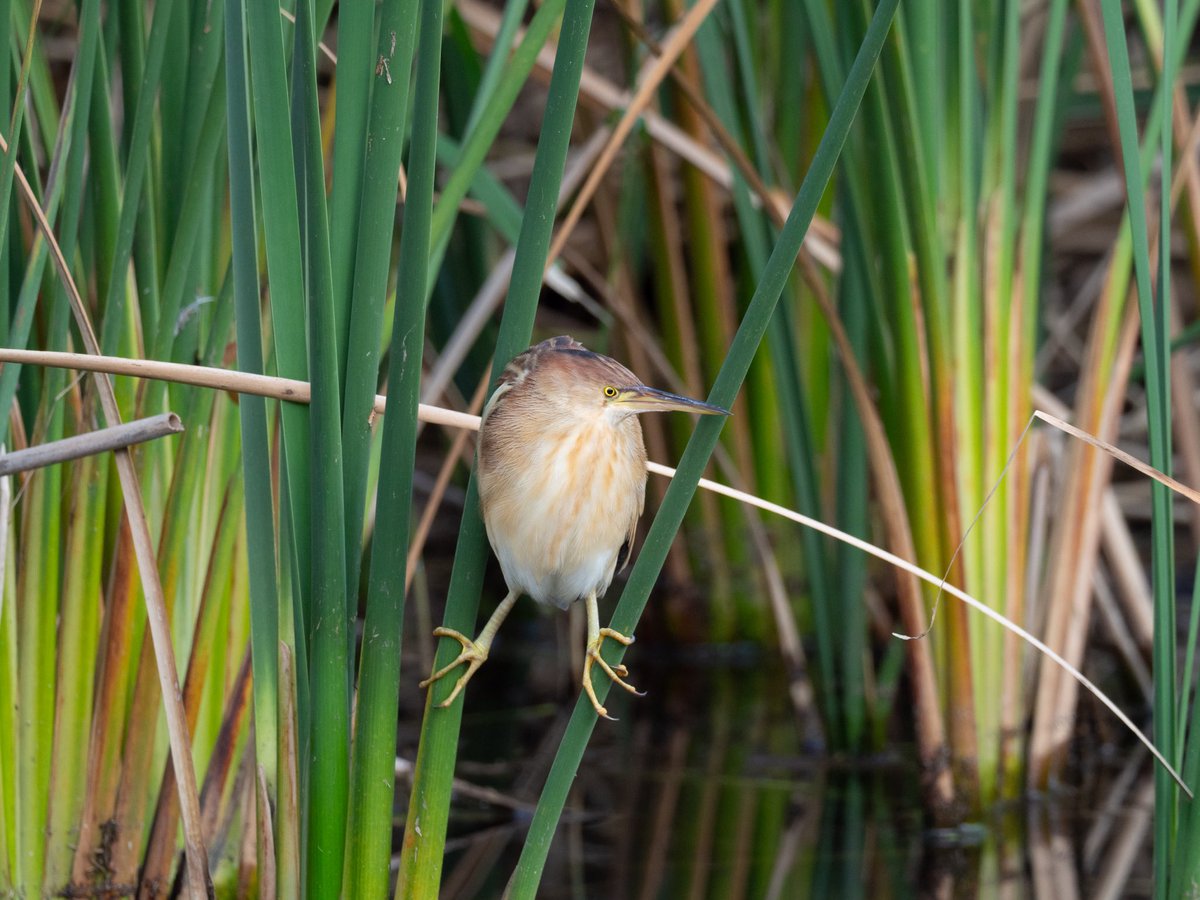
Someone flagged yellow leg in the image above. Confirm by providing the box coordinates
[581,591,644,720]
[420,590,518,707]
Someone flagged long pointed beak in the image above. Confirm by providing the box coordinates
[616,385,730,416]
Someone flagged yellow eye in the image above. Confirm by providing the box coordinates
[603,386,618,399]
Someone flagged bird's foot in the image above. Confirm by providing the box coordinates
[582,628,645,720]
[420,627,488,708]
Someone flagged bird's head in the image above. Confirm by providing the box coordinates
[517,337,731,425]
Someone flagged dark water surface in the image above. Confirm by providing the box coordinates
[395,625,1153,899]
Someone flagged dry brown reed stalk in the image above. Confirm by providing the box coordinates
[0,131,211,895]
[1030,300,1140,786]
[0,348,479,429]
[1031,68,1200,779]
[140,478,245,894]
[454,0,841,272]
[1036,409,1200,503]
[543,0,722,270]
[0,412,183,475]
[1033,384,1154,647]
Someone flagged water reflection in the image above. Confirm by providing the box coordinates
[398,640,1153,898]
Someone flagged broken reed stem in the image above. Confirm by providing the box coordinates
[0,412,184,476]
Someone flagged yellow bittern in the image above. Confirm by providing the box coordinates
[420,335,729,718]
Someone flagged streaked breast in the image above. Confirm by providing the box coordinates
[478,415,646,608]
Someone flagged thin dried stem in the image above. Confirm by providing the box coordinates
[0,412,183,476]
[544,0,722,268]
[454,0,841,271]
[0,133,211,895]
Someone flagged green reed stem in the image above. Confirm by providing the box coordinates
[291,0,351,892]
[224,0,280,832]
[0,0,37,258]
[344,0,440,889]
[1098,1,1177,889]
[328,0,374,375]
[338,0,419,617]
[244,0,313,627]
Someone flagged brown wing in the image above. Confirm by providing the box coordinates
[616,535,634,573]
[616,456,646,574]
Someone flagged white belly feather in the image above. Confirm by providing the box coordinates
[478,419,645,609]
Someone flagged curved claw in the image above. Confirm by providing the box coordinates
[582,629,647,719]
[420,627,488,707]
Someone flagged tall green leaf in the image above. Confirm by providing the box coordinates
[344,0,442,889]
[292,0,350,892]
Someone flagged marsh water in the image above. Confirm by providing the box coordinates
[394,624,1153,899]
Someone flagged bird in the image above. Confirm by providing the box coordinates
[420,335,729,719]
